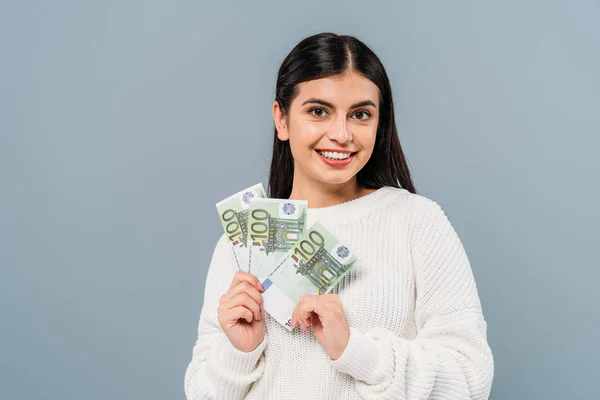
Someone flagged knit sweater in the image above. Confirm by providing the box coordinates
[184,186,494,400]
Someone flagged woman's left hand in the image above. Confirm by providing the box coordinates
[290,294,350,360]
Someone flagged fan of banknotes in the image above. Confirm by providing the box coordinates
[216,183,357,330]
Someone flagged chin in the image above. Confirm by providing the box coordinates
[315,171,358,186]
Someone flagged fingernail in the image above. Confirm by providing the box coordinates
[257,282,264,292]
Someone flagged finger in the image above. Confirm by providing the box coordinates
[297,307,308,331]
[322,293,342,306]
[223,305,254,324]
[311,313,322,330]
[221,281,263,305]
[301,295,334,330]
[296,297,316,332]
[292,303,304,330]
[303,294,337,317]
[226,293,261,320]
[299,307,313,332]
[229,271,264,292]
[295,303,308,331]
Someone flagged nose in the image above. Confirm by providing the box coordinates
[327,115,353,144]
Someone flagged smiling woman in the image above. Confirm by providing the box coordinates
[184,32,494,400]
[273,74,381,198]
[268,36,416,206]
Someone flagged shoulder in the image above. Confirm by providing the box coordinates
[379,188,455,239]
[408,192,444,215]
[381,186,445,217]
[210,233,228,253]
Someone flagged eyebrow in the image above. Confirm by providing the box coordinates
[301,97,377,109]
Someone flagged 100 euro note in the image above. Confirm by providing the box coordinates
[260,221,357,330]
[247,198,308,280]
[215,183,266,271]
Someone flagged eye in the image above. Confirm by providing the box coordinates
[309,107,329,118]
[353,110,371,121]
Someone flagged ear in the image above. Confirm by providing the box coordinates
[272,101,289,141]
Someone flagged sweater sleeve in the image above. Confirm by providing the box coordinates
[184,235,267,400]
[329,200,494,399]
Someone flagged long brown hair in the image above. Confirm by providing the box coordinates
[269,32,417,198]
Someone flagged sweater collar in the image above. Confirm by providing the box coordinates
[305,186,406,229]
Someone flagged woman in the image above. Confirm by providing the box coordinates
[184,32,494,399]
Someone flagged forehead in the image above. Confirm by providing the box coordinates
[295,73,380,107]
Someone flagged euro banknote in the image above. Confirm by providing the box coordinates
[260,222,357,330]
[247,198,308,280]
[215,183,266,271]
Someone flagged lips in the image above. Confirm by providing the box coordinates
[315,149,356,160]
[315,149,356,167]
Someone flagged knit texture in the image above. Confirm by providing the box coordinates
[184,186,494,399]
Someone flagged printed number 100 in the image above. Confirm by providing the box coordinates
[221,209,241,242]
[250,209,269,241]
[294,231,325,260]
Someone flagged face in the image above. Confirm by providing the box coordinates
[273,71,380,188]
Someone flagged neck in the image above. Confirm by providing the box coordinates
[288,175,375,208]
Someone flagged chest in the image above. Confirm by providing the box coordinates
[326,217,418,338]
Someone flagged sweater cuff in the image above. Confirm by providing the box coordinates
[329,327,381,383]
[211,335,267,380]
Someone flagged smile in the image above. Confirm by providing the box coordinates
[315,150,355,160]
[314,149,357,167]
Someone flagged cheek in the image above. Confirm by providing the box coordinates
[288,121,326,154]
[305,122,325,138]
[357,129,377,153]
[287,135,315,162]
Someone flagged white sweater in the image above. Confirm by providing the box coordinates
[184,186,494,400]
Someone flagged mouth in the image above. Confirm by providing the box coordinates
[314,149,357,167]
[315,149,357,161]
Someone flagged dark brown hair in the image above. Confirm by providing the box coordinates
[269,32,417,198]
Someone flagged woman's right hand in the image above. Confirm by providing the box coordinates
[217,271,266,352]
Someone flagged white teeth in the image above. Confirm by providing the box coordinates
[318,150,352,160]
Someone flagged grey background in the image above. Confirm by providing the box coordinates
[1,1,598,399]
